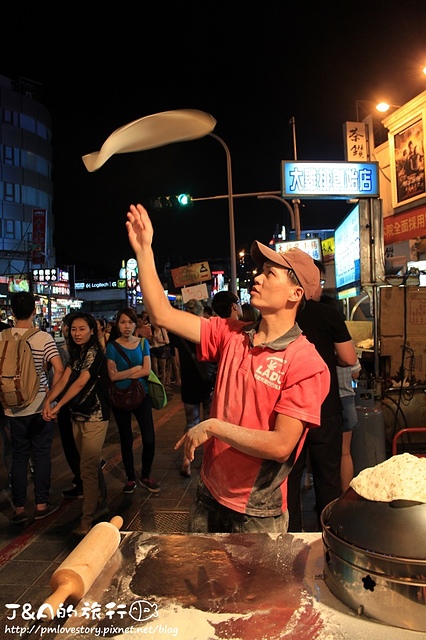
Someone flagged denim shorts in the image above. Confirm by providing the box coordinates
[341,395,358,432]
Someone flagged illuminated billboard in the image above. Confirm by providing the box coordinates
[334,199,384,299]
[334,203,362,299]
[281,161,379,199]
[275,237,322,261]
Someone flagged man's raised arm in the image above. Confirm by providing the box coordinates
[126,203,201,343]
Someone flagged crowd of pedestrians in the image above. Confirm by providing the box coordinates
[1,216,359,537]
[0,297,164,537]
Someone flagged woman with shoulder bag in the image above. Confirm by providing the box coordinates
[43,312,110,537]
[106,308,160,495]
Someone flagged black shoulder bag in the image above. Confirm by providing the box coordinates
[178,337,216,384]
[109,341,146,411]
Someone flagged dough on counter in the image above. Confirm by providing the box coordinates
[349,453,426,502]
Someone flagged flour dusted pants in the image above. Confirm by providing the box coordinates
[72,418,108,528]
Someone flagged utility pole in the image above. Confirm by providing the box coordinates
[289,117,301,239]
[208,133,237,294]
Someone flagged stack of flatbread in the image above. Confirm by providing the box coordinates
[356,338,374,350]
[350,453,426,502]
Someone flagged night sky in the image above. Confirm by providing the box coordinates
[2,2,426,277]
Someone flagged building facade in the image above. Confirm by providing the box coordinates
[0,74,56,319]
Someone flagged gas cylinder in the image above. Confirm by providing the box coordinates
[351,385,386,476]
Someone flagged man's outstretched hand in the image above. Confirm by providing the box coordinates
[175,421,213,462]
[126,203,154,257]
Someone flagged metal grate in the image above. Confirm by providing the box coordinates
[155,511,189,533]
[128,511,189,533]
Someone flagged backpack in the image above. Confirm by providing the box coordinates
[0,328,40,410]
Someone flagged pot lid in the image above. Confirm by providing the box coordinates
[323,488,426,559]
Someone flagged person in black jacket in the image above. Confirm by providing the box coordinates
[287,262,357,531]
[173,299,216,477]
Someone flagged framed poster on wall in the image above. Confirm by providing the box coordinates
[394,119,425,204]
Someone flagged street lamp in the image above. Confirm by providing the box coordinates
[354,100,402,151]
[288,117,302,240]
[375,102,401,113]
[355,100,401,122]
[208,133,238,294]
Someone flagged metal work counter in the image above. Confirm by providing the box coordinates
[52,532,425,639]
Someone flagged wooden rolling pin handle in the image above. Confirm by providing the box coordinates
[110,516,124,529]
[40,516,124,621]
[40,573,84,621]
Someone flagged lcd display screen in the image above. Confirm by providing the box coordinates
[334,203,361,299]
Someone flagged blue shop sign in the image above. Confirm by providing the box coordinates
[281,161,379,199]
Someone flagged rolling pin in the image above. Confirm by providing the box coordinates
[41,516,123,620]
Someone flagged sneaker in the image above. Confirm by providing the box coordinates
[34,502,60,520]
[11,511,29,525]
[139,477,161,493]
[62,486,83,499]
[123,480,137,494]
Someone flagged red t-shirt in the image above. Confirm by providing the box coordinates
[197,317,330,516]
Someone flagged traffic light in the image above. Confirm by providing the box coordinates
[150,194,192,209]
[177,193,191,206]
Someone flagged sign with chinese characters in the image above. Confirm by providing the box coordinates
[344,121,368,161]
[383,204,426,245]
[321,235,335,263]
[171,261,211,288]
[34,282,71,296]
[32,268,70,284]
[31,209,46,265]
[281,161,379,198]
[275,238,322,260]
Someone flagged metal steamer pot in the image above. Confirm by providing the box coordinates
[321,488,426,632]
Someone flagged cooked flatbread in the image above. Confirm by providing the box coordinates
[350,453,426,502]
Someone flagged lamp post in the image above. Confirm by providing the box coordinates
[256,194,295,235]
[208,133,238,294]
[288,117,302,239]
[355,100,401,122]
[354,100,401,152]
